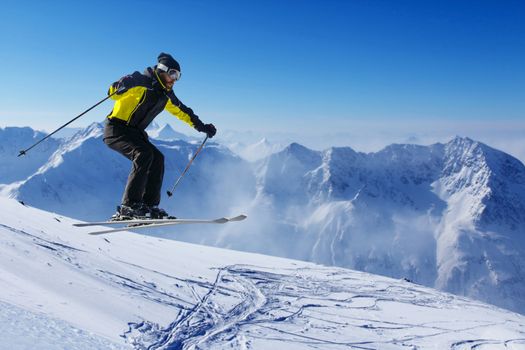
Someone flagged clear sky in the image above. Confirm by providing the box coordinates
[0,0,524,139]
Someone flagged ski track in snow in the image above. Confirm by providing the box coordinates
[1,216,525,349]
[121,264,525,350]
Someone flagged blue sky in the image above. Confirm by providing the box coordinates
[0,0,524,138]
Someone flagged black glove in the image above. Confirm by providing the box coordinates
[202,123,217,138]
[115,75,134,94]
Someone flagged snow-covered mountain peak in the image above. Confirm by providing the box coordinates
[145,120,161,132]
[0,126,56,155]
[427,138,525,306]
[258,143,322,204]
[146,122,191,141]
[441,136,525,182]
[325,146,359,161]
[257,137,269,145]
[1,126,44,139]
[304,142,445,203]
[440,136,522,178]
[438,136,525,228]
[279,142,322,165]
[376,142,444,166]
[307,147,363,201]
[226,137,285,162]
[158,123,175,133]
[444,136,489,168]
[72,121,103,141]
[284,141,307,152]
[155,123,183,140]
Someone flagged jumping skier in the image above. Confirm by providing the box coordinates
[103,53,216,220]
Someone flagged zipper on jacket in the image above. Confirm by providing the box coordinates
[127,89,148,126]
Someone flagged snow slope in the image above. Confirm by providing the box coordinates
[0,300,126,350]
[1,196,524,349]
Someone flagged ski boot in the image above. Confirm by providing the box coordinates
[147,205,176,220]
[111,202,149,221]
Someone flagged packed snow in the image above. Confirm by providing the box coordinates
[0,196,524,349]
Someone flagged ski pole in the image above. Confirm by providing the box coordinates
[18,90,119,157]
[167,135,209,197]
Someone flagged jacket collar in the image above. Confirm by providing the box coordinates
[144,67,171,92]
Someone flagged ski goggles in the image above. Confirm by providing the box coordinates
[157,63,181,81]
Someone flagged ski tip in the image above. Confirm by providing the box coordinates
[226,214,247,222]
[214,215,247,224]
[231,214,247,221]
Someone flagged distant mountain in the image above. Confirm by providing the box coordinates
[226,138,285,162]
[0,127,60,185]
[433,137,525,312]
[146,122,194,141]
[145,120,161,132]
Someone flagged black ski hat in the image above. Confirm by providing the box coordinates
[157,52,180,72]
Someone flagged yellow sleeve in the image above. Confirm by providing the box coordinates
[165,99,196,128]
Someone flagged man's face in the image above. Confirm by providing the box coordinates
[159,72,176,90]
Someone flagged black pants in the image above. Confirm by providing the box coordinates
[103,121,164,206]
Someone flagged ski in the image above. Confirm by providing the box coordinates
[74,215,247,235]
[73,215,247,227]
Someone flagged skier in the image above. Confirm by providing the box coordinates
[103,53,216,220]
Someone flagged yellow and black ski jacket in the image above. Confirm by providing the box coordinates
[105,67,205,132]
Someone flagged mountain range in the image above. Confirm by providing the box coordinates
[1,124,524,316]
[245,138,525,315]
